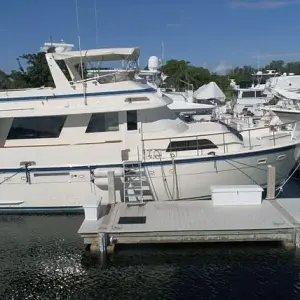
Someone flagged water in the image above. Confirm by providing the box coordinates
[1,178,300,299]
[0,214,300,300]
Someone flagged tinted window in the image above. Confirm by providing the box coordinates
[255,91,265,98]
[7,116,66,140]
[127,110,137,131]
[86,112,119,133]
[241,91,255,98]
[166,139,218,152]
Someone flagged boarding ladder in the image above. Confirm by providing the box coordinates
[123,160,145,206]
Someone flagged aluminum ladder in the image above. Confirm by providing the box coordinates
[123,160,145,206]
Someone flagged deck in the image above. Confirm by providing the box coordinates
[78,198,300,248]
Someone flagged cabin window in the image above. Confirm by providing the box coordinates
[125,97,149,103]
[7,116,67,140]
[127,110,138,131]
[241,91,255,98]
[255,91,265,98]
[86,112,119,133]
[166,139,218,152]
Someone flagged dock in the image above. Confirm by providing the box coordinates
[78,166,300,261]
[78,198,300,257]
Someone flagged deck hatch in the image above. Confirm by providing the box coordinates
[118,216,146,224]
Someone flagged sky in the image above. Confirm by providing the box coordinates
[0,0,300,74]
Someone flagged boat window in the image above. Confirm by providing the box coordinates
[125,97,149,103]
[166,139,218,152]
[127,110,138,131]
[255,91,265,98]
[241,91,256,98]
[7,116,67,140]
[86,112,119,133]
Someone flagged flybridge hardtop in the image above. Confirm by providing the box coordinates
[0,46,169,119]
[48,47,140,62]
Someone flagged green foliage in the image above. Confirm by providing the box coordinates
[162,59,229,92]
[227,60,300,85]
[0,46,76,90]
[162,59,211,90]
[21,52,55,87]
[1,50,300,95]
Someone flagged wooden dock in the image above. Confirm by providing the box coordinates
[78,167,300,261]
[78,197,300,258]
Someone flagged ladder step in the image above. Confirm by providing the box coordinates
[126,202,147,207]
[123,159,147,204]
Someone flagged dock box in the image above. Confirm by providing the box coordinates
[83,196,102,221]
[210,185,263,206]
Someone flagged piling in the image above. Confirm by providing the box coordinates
[107,171,116,204]
[266,165,276,200]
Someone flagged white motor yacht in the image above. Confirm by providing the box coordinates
[0,47,299,213]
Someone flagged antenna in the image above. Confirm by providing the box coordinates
[161,41,165,67]
[94,0,99,46]
[75,0,87,105]
[50,35,53,48]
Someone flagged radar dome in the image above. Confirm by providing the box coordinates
[148,56,159,71]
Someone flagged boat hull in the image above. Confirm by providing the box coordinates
[0,144,298,213]
[271,109,300,124]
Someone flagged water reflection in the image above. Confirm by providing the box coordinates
[0,214,300,299]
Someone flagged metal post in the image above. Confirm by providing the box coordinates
[248,129,252,150]
[266,165,276,200]
[98,232,107,267]
[107,171,116,204]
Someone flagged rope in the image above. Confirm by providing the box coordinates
[275,161,300,198]
[0,167,26,186]
[224,159,261,186]
[155,150,174,201]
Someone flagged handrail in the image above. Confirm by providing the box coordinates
[75,72,119,84]
[142,120,297,142]
[74,69,136,84]
[141,120,300,159]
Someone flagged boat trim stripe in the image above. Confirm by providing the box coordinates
[0,88,155,102]
[0,143,297,174]
[0,206,83,214]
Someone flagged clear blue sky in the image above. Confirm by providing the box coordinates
[0,0,300,73]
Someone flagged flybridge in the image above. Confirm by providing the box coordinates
[44,47,141,89]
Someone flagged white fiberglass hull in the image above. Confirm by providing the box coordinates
[0,143,297,213]
[271,109,300,124]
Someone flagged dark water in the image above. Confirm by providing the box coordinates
[1,179,300,299]
[1,216,300,299]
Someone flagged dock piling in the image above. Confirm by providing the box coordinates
[266,165,276,200]
[108,171,116,204]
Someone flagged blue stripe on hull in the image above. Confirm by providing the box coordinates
[0,88,155,102]
[0,143,297,174]
[0,206,83,214]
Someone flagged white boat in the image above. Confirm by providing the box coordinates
[263,88,300,123]
[0,47,299,213]
[229,71,279,116]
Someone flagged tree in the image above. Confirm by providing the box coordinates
[227,65,256,84]
[162,59,211,90]
[263,60,285,72]
[21,52,54,87]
